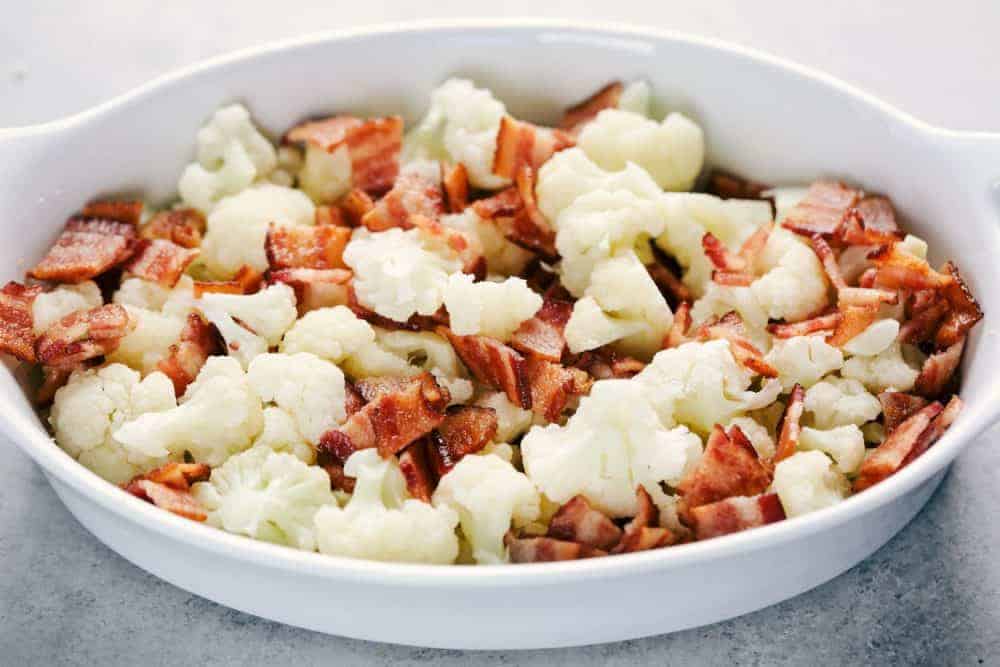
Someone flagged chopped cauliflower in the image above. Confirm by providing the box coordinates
[178,104,278,212]
[727,416,776,460]
[440,209,534,276]
[246,352,346,444]
[804,376,882,429]
[343,227,461,322]
[106,305,186,375]
[32,281,103,333]
[475,391,534,443]
[443,273,542,340]
[49,364,177,483]
[433,454,541,564]
[280,306,376,363]
[841,342,920,393]
[618,80,652,117]
[198,283,298,368]
[690,283,770,349]
[113,356,264,466]
[842,318,900,357]
[765,335,844,391]
[772,450,849,518]
[577,108,705,191]
[113,276,194,318]
[252,406,315,463]
[314,449,459,564]
[298,143,351,204]
[749,227,829,321]
[564,296,646,355]
[898,234,928,259]
[521,379,703,517]
[192,446,333,550]
[799,425,866,475]
[763,186,809,223]
[200,184,315,278]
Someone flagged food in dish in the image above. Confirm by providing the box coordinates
[0,78,981,564]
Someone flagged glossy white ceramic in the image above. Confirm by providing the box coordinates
[0,20,997,650]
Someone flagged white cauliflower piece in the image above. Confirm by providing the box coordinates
[842,318,900,357]
[443,273,542,340]
[375,329,472,403]
[765,336,844,391]
[298,143,352,204]
[474,391,534,443]
[749,227,830,321]
[578,108,704,191]
[113,356,264,466]
[200,184,315,278]
[32,281,103,333]
[841,342,920,393]
[252,406,314,463]
[618,80,652,116]
[343,227,461,322]
[521,379,703,517]
[772,450,849,518]
[106,305,186,375]
[280,306,376,363]
[799,425,866,475]
[113,275,195,318]
[804,376,882,429]
[192,446,333,550]
[246,352,346,444]
[440,209,534,276]
[564,296,645,355]
[198,283,298,368]
[898,234,928,259]
[763,186,809,223]
[314,449,459,564]
[432,454,541,564]
[727,416,776,460]
[49,365,177,483]
[178,104,278,212]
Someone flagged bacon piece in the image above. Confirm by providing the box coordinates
[130,462,211,490]
[426,406,499,476]
[767,309,841,339]
[362,166,444,231]
[0,282,43,362]
[29,217,137,283]
[782,181,862,237]
[902,395,962,465]
[337,188,375,226]
[123,239,199,287]
[354,375,416,402]
[645,258,691,307]
[525,356,591,422]
[690,493,785,540]
[319,372,450,459]
[286,115,404,195]
[124,480,206,521]
[869,243,954,291]
[271,268,351,313]
[492,116,574,180]
[697,311,777,378]
[193,264,264,297]
[506,535,607,563]
[346,285,444,332]
[612,486,675,554]
[899,297,949,345]
[317,450,355,493]
[82,199,143,225]
[838,286,899,307]
[878,391,929,433]
[835,209,901,246]
[35,304,133,367]
[510,298,572,362]
[935,262,983,349]
[140,208,205,248]
[35,366,73,405]
[474,167,558,258]
[265,224,350,270]
[440,328,532,409]
[344,381,365,417]
[559,81,623,136]
[572,347,646,380]
[826,304,879,348]
[314,205,346,227]
[442,163,470,213]
[663,301,693,349]
[854,402,944,492]
[156,313,220,395]
[705,169,773,202]
[547,495,622,550]
[702,232,747,272]
[398,441,436,502]
[774,384,806,463]
[809,235,847,290]
[914,337,965,398]
[677,424,772,518]
[712,270,755,287]
[738,222,774,266]
[854,195,900,236]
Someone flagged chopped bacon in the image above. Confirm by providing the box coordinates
[123,239,199,287]
[344,381,365,417]
[935,262,983,349]
[809,235,847,290]
[705,169,773,203]
[836,209,901,246]
[826,303,880,348]
[130,461,211,490]
[854,195,900,236]
[506,534,606,563]
[524,356,591,422]
[899,297,949,345]
[559,81,623,136]
[547,495,622,550]
[914,337,965,398]
[319,372,450,459]
[140,208,205,248]
[782,181,862,237]
[838,286,899,307]
[265,223,350,270]
[645,257,691,307]
[337,188,375,226]
[474,167,558,258]
[362,166,444,231]
[347,285,444,332]
[869,243,954,291]
[697,311,777,378]
[35,365,72,405]
[440,328,532,409]
[317,450,355,493]
[702,232,747,272]
[492,115,574,180]
[0,281,43,362]
[766,309,841,338]
[572,347,646,380]
[902,395,962,465]
[427,406,499,476]
[156,313,221,395]
[29,217,137,283]
[271,268,351,313]
[612,486,675,554]
[677,424,772,519]
[285,115,403,195]
[774,384,806,463]
[690,493,785,540]
[712,270,755,287]
[81,199,143,225]
[354,375,416,402]
[663,301,693,349]
[738,222,774,266]
[193,264,264,297]
[442,163,470,213]
[854,402,944,492]
[124,480,206,521]
[509,298,572,362]
[314,205,346,227]
[35,304,133,367]
[398,441,436,502]
[857,267,878,288]
[878,391,929,433]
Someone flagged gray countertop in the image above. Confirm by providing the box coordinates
[2,3,999,664]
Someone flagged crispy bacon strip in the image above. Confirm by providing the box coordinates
[130,462,211,490]
[559,81,623,135]
[612,486,675,554]
[426,406,499,476]
[826,303,880,348]
[782,181,862,237]
[705,169,773,202]
[123,239,199,287]
[572,347,646,380]
[314,205,346,227]
[347,285,444,332]
[510,298,572,362]
[29,217,137,283]
[914,337,965,398]
[902,395,962,465]
[156,313,220,396]
[854,402,944,492]
[697,311,777,378]
[766,309,841,339]
[774,384,806,463]
[344,381,365,417]
[524,356,592,422]
[809,235,847,290]
[362,166,444,231]
[140,208,205,248]
[690,493,785,540]
[82,199,143,225]
[124,480,206,521]
[838,286,899,307]
[271,268,351,313]
[854,195,900,236]
[35,304,133,368]
[35,366,72,405]
[317,450,355,493]
[265,224,350,270]
[0,282,43,362]
[193,264,264,297]
[337,188,375,226]
[442,163,470,213]
[899,297,949,345]
[440,328,532,409]
[935,262,983,349]
[663,301,693,349]
[835,209,900,246]
[878,391,929,433]
[474,167,558,258]
[547,495,622,551]
[398,441,436,503]
[677,424,772,518]
[506,534,607,563]
[492,116,574,180]
[702,232,747,272]
[645,258,691,307]
[869,243,953,291]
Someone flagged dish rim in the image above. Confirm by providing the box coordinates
[1,18,997,586]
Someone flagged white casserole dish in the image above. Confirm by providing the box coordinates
[0,20,997,650]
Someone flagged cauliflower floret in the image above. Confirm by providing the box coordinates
[765,336,844,391]
[749,227,830,321]
[178,104,278,212]
[577,108,704,191]
[799,425,866,475]
[475,391,534,443]
[404,78,508,190]
[443,273,542,340]
[49,365,177,483]
[246,352,346,444]
[192,446,333,550]
[343,227,462,322]
[804,376,882,429]
[564,296,645,355]
[106,305,186,375]
[113,276,195,318]
[200,184,315,278]
[440,209,534,276]
[375,329,473,403]
[314,449,459,564]
[280,306,376,363]
[252,406,314,463]
[113,356,264,466]
[432,454,541,564]
[618,80,652,116]
[841,342,920,393]
[772,450,849,518]
[763,186,809,223]
[298,143,352,204]
[727,416,776,460]
[198,283,298,368]
[521,379,703,517]
[32,281,102,333]
[898,234,928,260]
[842,318,900,357]
[690,283,770,351]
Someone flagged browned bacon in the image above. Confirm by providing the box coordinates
[782,181,862,237]
[123,462,211,521]
[767,309,841,339]
[914,337,965,398]
[826,303,880,348]
[442,162,470,213]
[854,401,945,492]
[427,406,499,476]
[677,424,772,519]
[398,441,436,502]
[611,486,675,554]
[317,450,355,493]
[935,262,983,349]
[878,391,929,433]
[474,167,558,258]
[510,298,572,362]
[337,188,375,226]
[712,270,755,287]
[702,232,748,272]
[524,355,591,422]
[362,166,444,231]
[82,199,143,226]
[899,297,949,345]
[265,224,350,270]
[774,384,806,463]
[809,234,847,290]
[902,395,962,465]
[123,239,199,287]
[838,286,899,307]
[572,347,646,380]
[270,268,351,313]
[35,365,73,405]
[705,169,774,203]
[140,208,205,248]
[547,495,622,550]
[690,493,785,540]
[492,116,574,180]
[29,217,137,283]
[854,195,900,236]
[193,264,264,297]
[559,81,623,136]
[506,534,607,563]
[697,311,777,378]
[663,301,693,349]
[0,282,43,362]
[645,256,692,307]
[156,313,220,395]
[440,328,532,409]
[869,243,954,291]
[35,304,133,367]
